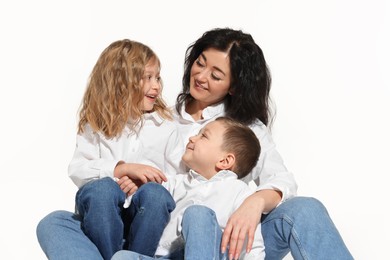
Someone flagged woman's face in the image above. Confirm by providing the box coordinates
[189,48,231,108]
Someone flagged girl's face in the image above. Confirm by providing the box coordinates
[189,48,231,108]
[141,59,162,112]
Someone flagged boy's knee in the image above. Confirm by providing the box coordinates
[183,205,215,220]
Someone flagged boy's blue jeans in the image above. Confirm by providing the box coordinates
[37,178,353,260]
[112,205,227,260]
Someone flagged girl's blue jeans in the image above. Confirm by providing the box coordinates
[37,178,175,260]
[37,178,353,260]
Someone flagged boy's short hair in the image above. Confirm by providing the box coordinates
[215,117,261,178]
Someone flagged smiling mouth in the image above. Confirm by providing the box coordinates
[194,80,208,90]
[145,94,157,101]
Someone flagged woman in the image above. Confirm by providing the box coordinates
[172,28,353,260]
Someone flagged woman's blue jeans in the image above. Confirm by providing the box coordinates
[261,197,353,260]
[37,181,353,260]
[36,178,175,260]
[112,205,228,260]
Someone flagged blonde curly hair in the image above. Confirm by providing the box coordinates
[78,39,171,138]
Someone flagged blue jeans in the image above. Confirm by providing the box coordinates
[112,205,228,260]
[261,197,354,260]
[36,178,175,260]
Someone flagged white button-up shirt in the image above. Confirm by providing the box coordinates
[155,169,265,259]
[173,103,298,203]
[68,112,185,188]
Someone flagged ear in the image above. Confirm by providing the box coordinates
[216,153,236,170]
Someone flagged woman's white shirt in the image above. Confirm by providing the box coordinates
[68,112,185,188]
[173,103,298,203]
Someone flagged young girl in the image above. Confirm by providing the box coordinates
[37,39,184,260]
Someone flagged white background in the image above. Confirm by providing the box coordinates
[0,1,389,259]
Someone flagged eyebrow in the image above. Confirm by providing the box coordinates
[202,128,212,137]
[200,53,226,76]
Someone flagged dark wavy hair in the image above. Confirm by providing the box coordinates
[176,28,273,127]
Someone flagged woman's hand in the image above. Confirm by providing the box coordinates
[221,189,282,260]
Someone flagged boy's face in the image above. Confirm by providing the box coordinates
[182,120,227,179]
[141,59,161,112]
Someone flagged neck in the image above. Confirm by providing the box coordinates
[186,100,208,121]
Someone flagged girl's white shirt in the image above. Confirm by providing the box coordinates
[173,103,298,204]
[68,111,185,189]
[156,169,265,260]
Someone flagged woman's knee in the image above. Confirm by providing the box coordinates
[265,196,329,223]
[287,197,328,216]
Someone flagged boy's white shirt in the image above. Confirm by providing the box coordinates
[68,112,185,189]
[155,169,265,260]
[173,103,298,206]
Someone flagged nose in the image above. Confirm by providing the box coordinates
[151,80,161,92]
[195,68,209,82]
[188,135,197,143]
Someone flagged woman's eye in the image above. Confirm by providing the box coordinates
[211,74,221,81]
[195,59,204,67]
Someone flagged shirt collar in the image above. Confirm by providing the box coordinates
[125,111,165,135]
[178,102,225,123]
[188,169,238,183]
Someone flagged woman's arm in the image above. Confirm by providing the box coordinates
[221,189,281,260]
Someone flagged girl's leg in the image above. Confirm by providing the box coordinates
[126,182,176,257]
[36,210,103,260]
[76,177,126,259]
[181,205,228,260]
[261,196,353,260]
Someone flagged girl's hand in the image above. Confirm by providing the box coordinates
[114,162,168,184]
[116,176,141,195]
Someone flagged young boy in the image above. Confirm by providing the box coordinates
[113,116,264,260]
